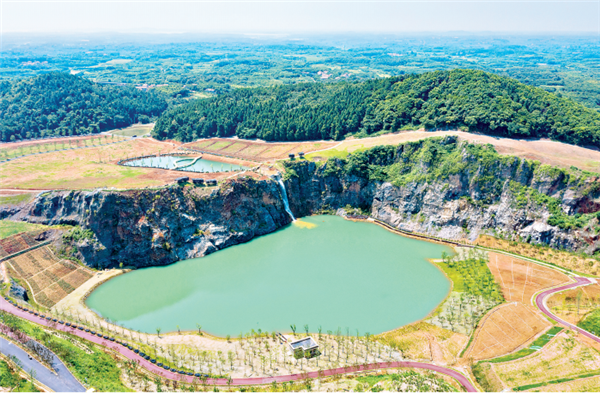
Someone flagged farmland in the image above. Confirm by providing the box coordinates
[487,252,571,303]
[491,331,600,390]
[0,134,127,161]
[183,138,338,162]
[463,302,551,361]
[0,230,49,258]
[5,246,94,308]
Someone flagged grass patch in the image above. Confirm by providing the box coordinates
[0,359,39,392]
[0,311,129,392]
[0,194,34,206]
[109,125,153,137]
[577,308,600,336]
[436,261,465,292]
[355,370,458,392]
[472,363,498,392]
[485,326,563,363]
[439,253,504,303]
[513,370,600,391]
[0,220,48,239]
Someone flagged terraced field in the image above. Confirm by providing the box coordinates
[183,138,337,161]
[0,230,47,258]
[5,246,94,308]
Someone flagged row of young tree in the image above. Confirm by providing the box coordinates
[0,73,168,142]
[153,69,600,148]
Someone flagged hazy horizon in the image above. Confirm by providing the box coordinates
[3,1,599,34]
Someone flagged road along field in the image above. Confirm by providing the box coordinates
[0,297,480,392]
[461,252,573,361]
[547,283,600,325]
[487,252,572,303]
[4,245,94,308]
[463,302,551,361]
[477,235,600,277]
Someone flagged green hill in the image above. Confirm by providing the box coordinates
[0,73,167,142]
[153,69,600,147]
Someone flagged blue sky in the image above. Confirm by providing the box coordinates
[2,1,599,33]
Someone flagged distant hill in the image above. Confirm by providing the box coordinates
[153,69,600,148]
[0,73,167,142]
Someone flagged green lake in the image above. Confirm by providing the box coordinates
[86,215,453,336]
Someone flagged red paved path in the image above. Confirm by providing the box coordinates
[0,297,476,391]
[536,276,600,343]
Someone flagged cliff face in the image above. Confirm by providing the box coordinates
[284,137,600,254]
[3,179,291,269]
[3,136,600,269]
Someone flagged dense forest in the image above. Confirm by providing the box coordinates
[153,69,600,148]
[0,73,167,142]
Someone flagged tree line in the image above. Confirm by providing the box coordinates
[153,69,600,148]
[0,73,168,142]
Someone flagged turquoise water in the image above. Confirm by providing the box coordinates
[86,215,452,336]
[123,155,248,172]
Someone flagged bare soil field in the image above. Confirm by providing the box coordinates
[307,130,600,173]
[547,283,600,325]
[463,302,551,361]
[492,331,600,389]
[183,138,338,162]
[0,138,253,190]
[376,322,468,365]
[5,246,93,308]
[487,252,571,303]
[477,235,600,276]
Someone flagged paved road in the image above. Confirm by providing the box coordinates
[0,336,86,392]
[0,297,476,391]
[536,276,600,343]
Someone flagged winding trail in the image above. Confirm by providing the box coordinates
[0,297,476,391]
[535,276,600,343]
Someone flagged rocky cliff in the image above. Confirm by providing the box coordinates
[3,136,600,268]
[284,136,600,254]
[1,178,291,269]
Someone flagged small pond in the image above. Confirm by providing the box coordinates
[123,155,248,172]
[86,215,453,336]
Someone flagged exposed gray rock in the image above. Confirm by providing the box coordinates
[9,279,28,302]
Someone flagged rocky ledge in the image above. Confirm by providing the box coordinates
[1,178,291,269]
